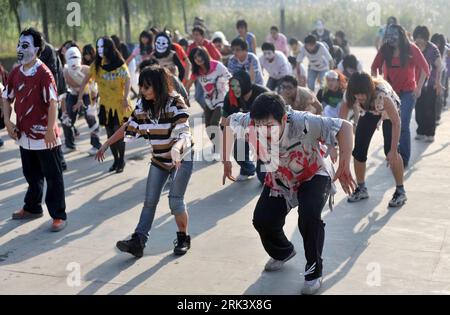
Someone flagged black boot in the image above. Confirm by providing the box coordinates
[109,160,119,172]
[173,232,191,256]
[116,233,145,258]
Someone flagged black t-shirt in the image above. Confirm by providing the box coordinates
[222,84,269,117]
[317,88,344,108]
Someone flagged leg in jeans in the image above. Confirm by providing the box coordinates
[168,161,194,232]
[135,165,171,244]
[20,147,44,214]
[297,175,331,281]
[234,138,256,176]
[195,80,207,110]
[253,186,294,261]
[38,147,67,220]
[62,94,79,149]
[399,91,416,166]
[82,94,102,149]
[307,69,319,91]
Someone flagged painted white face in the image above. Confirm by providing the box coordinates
[97,38,105,58]
[17,35,39,65]
[316,21,325,33]
[65,47,82,69]
[155,36,170,54]
[263,51,275,61]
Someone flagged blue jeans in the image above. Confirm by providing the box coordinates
[195,80,207,110]
[234,139,256,176]
[307,69,328,91]
[135,161,193,243]
[399,91,416,166]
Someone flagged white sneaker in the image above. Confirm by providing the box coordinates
[264,249,297,272]
[236,174,256,182]
[87,147,98,156]
[415,134,426,141]
[62,147,76,154]
[301,277,323,295]
[425,136,435,143]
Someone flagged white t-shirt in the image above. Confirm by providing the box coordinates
[259,51,292,80]
[297,42,333,72]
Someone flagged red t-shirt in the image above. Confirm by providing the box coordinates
[3,61,59,140]
[187,39,222,61]
[371,43,430,93]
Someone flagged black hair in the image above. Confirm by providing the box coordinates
[189,47,211,76]
[250,92,287,124]
[231,38,248,51]
[345,72,379,110]
[387,16,398,25]
[261,42,275,52]
[111,35,122,49]
[289,38,299,46]
[413,25,430,41]
[20,28,45,57]
[138,58,159,73]
[138,66,174,115]
[431,33,446,56]
[381,25,411,68]
[178,38,189,48]
[212,37,223,44]
[280,75,298,87]
[236,20,248,30]
[270,26,279,33]
[139,30,154,55]
[82,44,96,66]
[59,40,79,65]
[304,35,317,45]
[192,26,206,37]
[342,54,358,70]
[95,36,125,73]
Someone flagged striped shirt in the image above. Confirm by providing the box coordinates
[124,93,193,171]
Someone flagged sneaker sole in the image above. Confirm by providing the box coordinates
[347,196,369,203]
[174,247,191,256]
[265,249,297,272]
[116,242,143,258]
[51,221,67,233]
[389,199,407,208]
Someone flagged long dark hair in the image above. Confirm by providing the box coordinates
[82,44,96,66]
[139,31,153,56]
[138,66,174,116]
[431,33,446,56]
[189,47,211,76]
[95,36,124,74]
[381,25,411,68]
[346,72,384,111]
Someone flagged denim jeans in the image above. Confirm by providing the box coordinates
[135,161,193,244]
[398,91,416,166]
[234,139,256,176]
[195,80,207,110]
[307,69,328,92]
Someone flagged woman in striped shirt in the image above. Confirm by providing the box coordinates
[95,66,194,258]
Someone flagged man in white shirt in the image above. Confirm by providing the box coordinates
[259,43,292,91]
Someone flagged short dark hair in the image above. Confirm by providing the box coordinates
[304,35,317,45]
[212,37,223,44]
[192,26,205,37]
[178,38,189,48]
[289,38,299,46]
[236,20,248,30]
[342,54,358,70]
[231,38,248,51]
[413,25,430,41]
[139,58,159,72]
[20,28,44,57]
[261,42,275,52]
[251,93,287,124]
[270,26,279,33]
[280,75,298,87]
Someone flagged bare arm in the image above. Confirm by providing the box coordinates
[334,120,356,195]
[44,99,59,149]
[2,98,18,140]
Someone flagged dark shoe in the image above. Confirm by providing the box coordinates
[12,209,44,220]
[109,161,119,172]
[173,232,191,256]
[116,234,145,258]
[116,161,126,174]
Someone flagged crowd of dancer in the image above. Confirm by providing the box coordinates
[1,15,449,295]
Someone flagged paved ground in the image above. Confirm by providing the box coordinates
[1,47,450,295]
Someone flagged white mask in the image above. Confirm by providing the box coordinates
[316,21,325,34]
[97,38,105,58]
[65,47,82,69]
[155,36,170,54]
[263,51,275,61]
[17,35,39,65]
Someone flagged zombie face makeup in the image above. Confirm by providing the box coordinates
[65,47,82,70]
[155,36,170,54]
[315,20,325,35]
[230,79,242,98]
[97,38,105,58]
[263,50,275,62]
[17,35,39,65]
[384,26,400,48]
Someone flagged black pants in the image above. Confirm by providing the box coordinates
[253,175,331,281]
[105,124,125,165]
[20,147,67,220]
[62,94,101,149]
[353,113,393,163]
[415,85,437,137]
